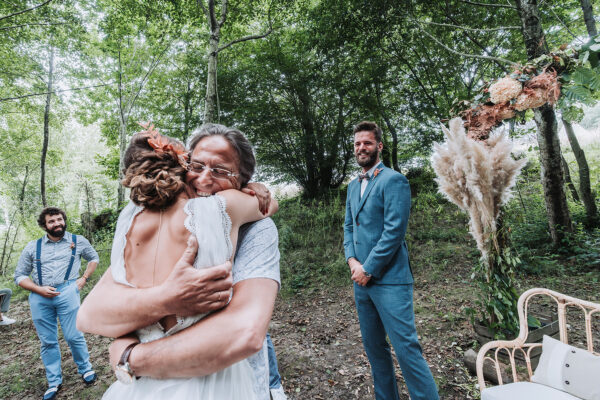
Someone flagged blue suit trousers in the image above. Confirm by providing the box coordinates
[29,280,92,386]
[354,283,438,400]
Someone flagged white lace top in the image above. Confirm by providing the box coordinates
[110,196,232,342]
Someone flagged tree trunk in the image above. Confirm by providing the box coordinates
[561,154,580,203]
[117,50,127,208]
[580,0,598,36]
[514,0,548,58]
[515,0,573,245]
[4,222,20,274]
[375,82,400,172]
[117,115,127,207]
[533,105,573,243]
[204,34,219,124]
[562,119,599,227]
[1,167,28,275]
[0,211,16,275]
[41,45,54,207]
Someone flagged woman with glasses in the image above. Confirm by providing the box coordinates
[97,124,277,400]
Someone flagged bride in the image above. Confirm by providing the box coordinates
[100,125,277,399]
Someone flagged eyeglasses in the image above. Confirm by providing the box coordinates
[187,162,239,180]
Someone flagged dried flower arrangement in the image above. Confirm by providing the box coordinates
[461,69,561,140]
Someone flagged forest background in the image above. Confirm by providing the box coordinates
[0,0,599,399]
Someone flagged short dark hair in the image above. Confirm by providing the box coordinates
[188,123,256,188]
[353,121,383,143]
[37,207,67,229]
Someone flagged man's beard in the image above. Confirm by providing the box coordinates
[356,149,378,168]
[47,225,65,238]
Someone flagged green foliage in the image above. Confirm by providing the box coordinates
[273,191,348,294]
[466,248,520,339]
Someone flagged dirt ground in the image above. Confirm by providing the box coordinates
[2,263,598,400]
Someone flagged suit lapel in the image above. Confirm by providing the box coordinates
[351,179,361,215]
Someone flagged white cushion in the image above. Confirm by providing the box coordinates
[481,382,581,400]
[533,335,600,400]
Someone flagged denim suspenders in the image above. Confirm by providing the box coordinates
[34,234,77,286]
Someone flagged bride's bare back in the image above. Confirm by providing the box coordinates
[123,196,190,288]
[122,190,277,331]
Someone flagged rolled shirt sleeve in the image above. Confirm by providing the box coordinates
[233,218,280,289]
[79,236,100,263]
[14,241,36,286]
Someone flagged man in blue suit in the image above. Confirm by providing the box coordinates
[344,121,438,400]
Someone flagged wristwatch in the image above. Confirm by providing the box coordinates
[115,342,139,384]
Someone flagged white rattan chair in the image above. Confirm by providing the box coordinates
[476,288,600,399]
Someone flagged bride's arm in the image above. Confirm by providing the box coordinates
[77,238,233,338]
[118,278,278,377]
[218,188,278,227]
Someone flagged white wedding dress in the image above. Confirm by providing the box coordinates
[102,196,257,400]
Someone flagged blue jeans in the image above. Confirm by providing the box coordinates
[0,288,12,313]
[354,283,438,400]
[29,280,92,386]
[266,333,282,389]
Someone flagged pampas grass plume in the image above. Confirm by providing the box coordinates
[432,117,526,261]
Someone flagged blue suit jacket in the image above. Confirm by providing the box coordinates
[343,163,413,284]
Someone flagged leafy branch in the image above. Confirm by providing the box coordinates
[0,0,56,23]
[0,84,112,102]
[413,21,516,65]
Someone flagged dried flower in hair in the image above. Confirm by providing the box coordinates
[138,122,189,168]
[489,77,522,104]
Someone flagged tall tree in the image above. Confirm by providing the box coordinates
[559,0,600,228]
[40,43,54,207]
[514,0,573,245]
[562,118,599,226]
[197,0,273,124]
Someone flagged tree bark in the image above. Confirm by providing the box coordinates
[117,114,127,207]
[41,44,54,207]
[0,211,16,275]
[580,0,598,36]
[561,154,580,203]
[204,34,219,124]
[117,50,127,207]
[515,0,573,245]
[1,167,28,275]
[375,81,400,172]
[533,105,573,243]
[562,119,599,227]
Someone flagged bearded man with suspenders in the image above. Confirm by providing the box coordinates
[15,207,99,400]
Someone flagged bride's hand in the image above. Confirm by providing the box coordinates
[242,182,271,215]
[159,235,233,316]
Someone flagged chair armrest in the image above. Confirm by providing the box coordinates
[476,339,542,390]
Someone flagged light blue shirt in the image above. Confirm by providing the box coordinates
[14,231,99,287]
[235,218,281,400]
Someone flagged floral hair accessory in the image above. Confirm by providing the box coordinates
[138,122,189,168]
[373,168,383,178]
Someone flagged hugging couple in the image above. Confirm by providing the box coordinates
[77,122,287,400]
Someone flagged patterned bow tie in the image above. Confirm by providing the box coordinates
[358,173,370,182]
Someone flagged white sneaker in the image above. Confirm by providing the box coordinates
[0,316,15,325]
[270,386,288,400]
